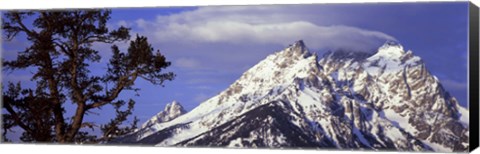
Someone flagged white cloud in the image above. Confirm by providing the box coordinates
[175,57,201,69]
[135,6,396,52]
[155,21,394,51]
[118,5,400,77]
[122,5,399,93]
[135,19,148,29]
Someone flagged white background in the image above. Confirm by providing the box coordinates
[0,0,479,154]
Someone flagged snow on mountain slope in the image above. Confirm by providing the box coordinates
[113,40,469,152]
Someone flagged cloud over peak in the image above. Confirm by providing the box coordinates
[134,6,396,52]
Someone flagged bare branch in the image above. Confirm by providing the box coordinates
[86,71,139,110]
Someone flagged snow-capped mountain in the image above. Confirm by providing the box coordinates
[141,101,186,128]
[111,40,469,152]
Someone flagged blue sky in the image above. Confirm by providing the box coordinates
[2,2,470,128]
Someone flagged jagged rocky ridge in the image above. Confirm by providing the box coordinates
[111,41,469,152]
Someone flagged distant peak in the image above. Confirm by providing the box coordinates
[376,40,405,56]
[379,40,403,50]
[165,100,185,113]
[293,40,305,47]
[384,40,401,46]
[171,100,181,106]
[284,40,311,58]
[141,100,186,128]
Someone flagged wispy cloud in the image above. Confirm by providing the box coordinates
[120,6,398,82]
[135,6,396,52]
[175,57,202,69]
[157,21,394,51]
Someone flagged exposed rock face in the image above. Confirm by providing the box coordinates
[113,40,469,152]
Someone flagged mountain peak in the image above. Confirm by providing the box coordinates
[293,40,306,48]
[119,41,468,153]
[285,40,311,58]
[141,100,187,128]
[377,40,405,56]
[164,100,186,116]
[383,40,401,46]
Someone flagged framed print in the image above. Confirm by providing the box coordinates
[1,1,479,153]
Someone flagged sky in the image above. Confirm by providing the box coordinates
[1,2,470,131]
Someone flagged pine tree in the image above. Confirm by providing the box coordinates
[1,10,175,143]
